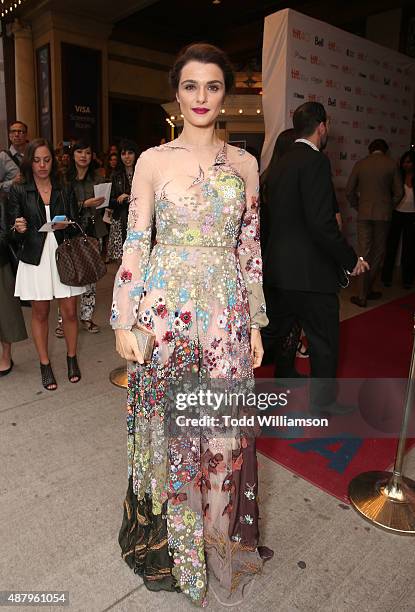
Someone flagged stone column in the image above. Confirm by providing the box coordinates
[11,19,37,137]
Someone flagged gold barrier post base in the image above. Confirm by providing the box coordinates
[109,366,128,389]
[349,471,415,535]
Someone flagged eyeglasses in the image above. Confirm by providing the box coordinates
[10,129,27,134]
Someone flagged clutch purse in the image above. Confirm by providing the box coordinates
[131,326,156,363]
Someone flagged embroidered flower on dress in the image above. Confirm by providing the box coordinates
[138,309,154,330]
[152,296,168,318]
[217,314,227,328]
[129,284,144,301]
[240,514,254,525]
[119,268,132,284]
[110,301,119,322]
[244,483,256,501]
[179,311,192,326]
[162,330,174,343]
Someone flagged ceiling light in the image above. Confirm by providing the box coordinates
[256,109,261,114]
[238,109,243,114]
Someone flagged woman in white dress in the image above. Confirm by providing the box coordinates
[9,139,85,390]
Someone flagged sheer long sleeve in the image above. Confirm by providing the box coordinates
[237,156,268,329]
[110,151,155,330]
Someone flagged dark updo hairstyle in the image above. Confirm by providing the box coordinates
[21,138,59,184]
[168,43,235,93]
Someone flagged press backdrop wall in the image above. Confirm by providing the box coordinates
[261,8,415,245]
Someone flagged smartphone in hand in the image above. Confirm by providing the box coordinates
[51,215,67,223]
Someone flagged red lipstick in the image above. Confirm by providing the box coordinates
[192,108,209,114]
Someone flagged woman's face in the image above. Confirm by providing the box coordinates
[74,147,92,169]
[402,156,413,174]
[176,61,225,129]
[32,145,52,180]
[109,155,118,168]
[121,150,135,168]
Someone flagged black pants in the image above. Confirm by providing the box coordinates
[382,210,415,287]
[262,286,339,407]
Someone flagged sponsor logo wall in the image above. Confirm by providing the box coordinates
[262,9,415,246]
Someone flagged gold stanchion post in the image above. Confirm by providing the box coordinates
[109,366,128,389]
[348,315,415,534]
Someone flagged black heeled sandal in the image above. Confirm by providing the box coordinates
[40,362,57,390]
[67,355,81,383]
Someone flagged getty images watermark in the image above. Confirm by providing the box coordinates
[174,389,329,429]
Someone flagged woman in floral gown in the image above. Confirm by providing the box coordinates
[111,43,273,607]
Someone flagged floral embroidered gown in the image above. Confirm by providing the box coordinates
[111,140,271,606]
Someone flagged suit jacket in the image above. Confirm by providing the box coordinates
[264,142,357,293]
[345,152,403,220]
[8,181,79,266]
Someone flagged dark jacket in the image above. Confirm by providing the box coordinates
[69,172,108,239]
[264,142,357,293]
[8,181,80,266]
[0,197,12,266]
[109,169,132,235]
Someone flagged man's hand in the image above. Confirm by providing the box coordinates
[115,329,144,364]
[250,328,264,369]
[350,257,370,276]
[12,173,22,184]
[116,194,129,204]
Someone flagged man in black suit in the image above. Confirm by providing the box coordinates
[262,102,368,414]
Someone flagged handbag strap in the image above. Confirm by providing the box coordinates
[59,190,88,241]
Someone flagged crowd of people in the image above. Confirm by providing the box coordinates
[0,40,414,606]
[0,121,140,386]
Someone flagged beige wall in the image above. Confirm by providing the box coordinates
[108,59,170,102]
[108,40,173,103]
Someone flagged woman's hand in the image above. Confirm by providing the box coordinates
[115,329,144,364]
[117,194,129,204]
[83,197,105,208]
[14,217,27,233]
[250,328,264,369]
[52,221,71,231]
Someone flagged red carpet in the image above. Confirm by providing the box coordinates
[256,293,415,502]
